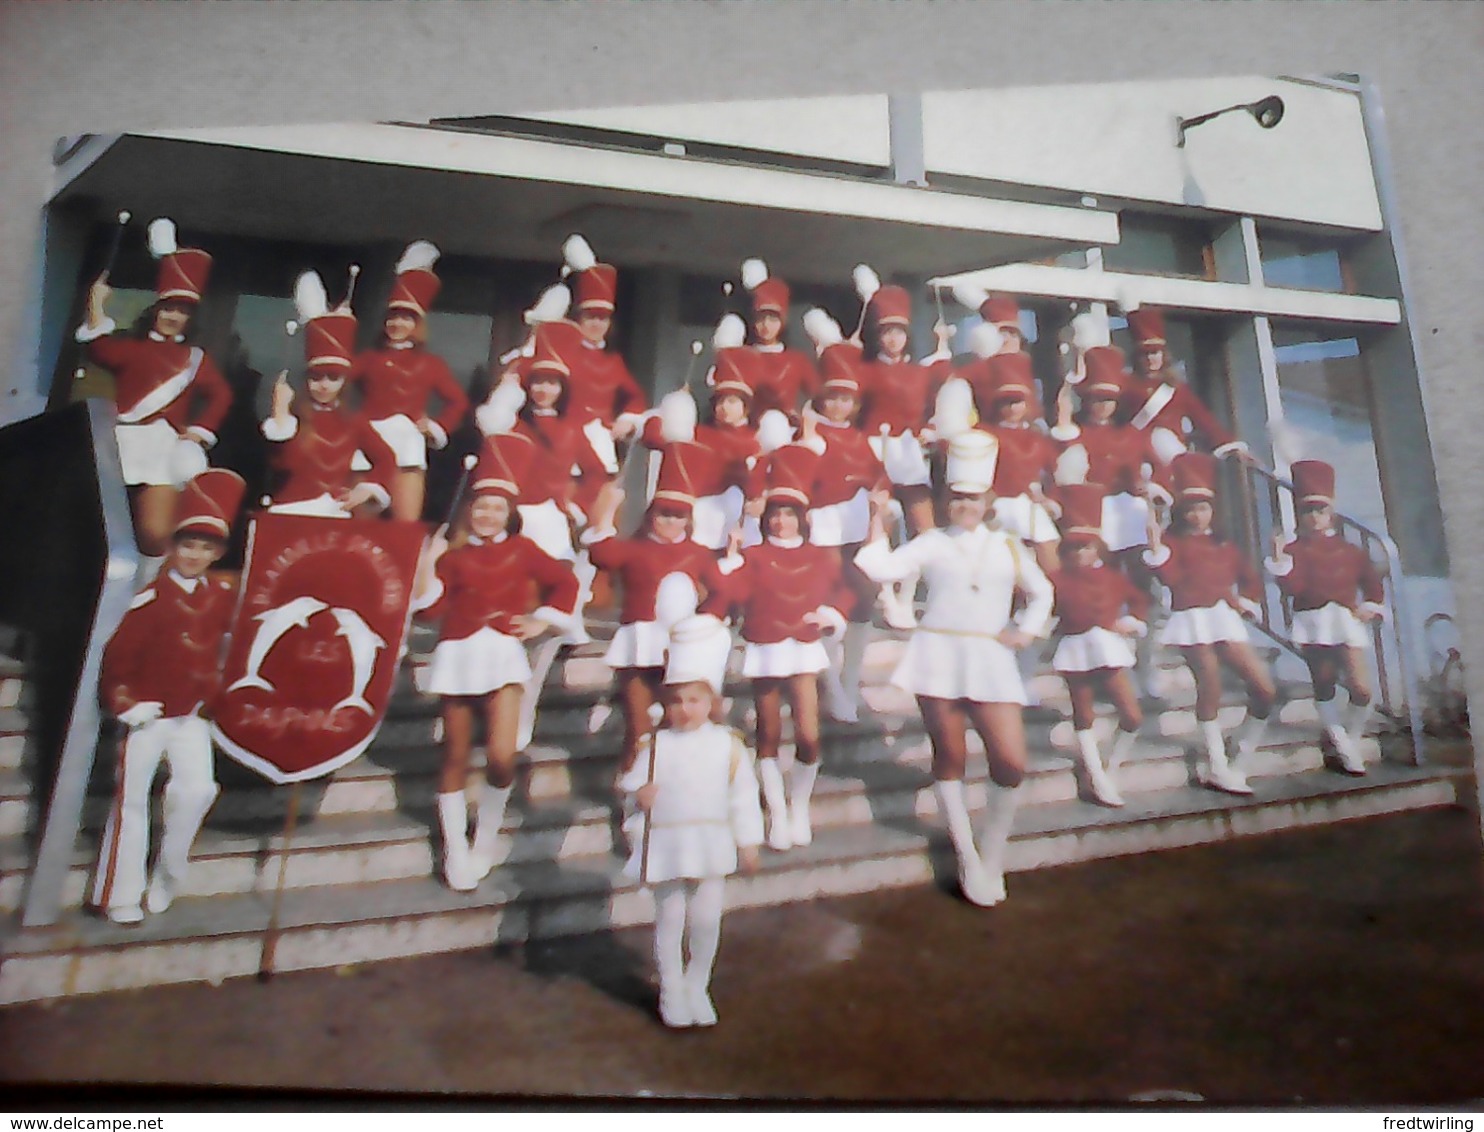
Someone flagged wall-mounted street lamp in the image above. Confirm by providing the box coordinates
[1175,95,1286,147]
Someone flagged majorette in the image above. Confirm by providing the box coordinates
[736,257,818,422]
[1121,305,1248,464]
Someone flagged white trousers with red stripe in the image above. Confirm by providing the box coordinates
[90,716,219,914]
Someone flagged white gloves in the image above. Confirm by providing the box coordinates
[119,702,164,729]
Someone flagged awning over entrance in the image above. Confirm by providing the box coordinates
[50,123,1119,284]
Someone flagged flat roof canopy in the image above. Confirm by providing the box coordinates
[51,123,1119,284]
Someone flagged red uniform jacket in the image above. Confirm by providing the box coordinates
[640,417,759,496]
[861,356,951,436]
[977,422,1060,498]
[747,346,818,421]
[1050,560,1150,636]
[1147,532,1262,610]
[1273,533,1385,613]
[1057,422,1156,496]
[267,403,397,506]
[513,410,612,510]
[418,535,578,641]
[85,334,233,442]
[706,540,849,644]
[565,342,648,426]
[100,571,237,718]
[349,346,469,437]
[1122,374,1237,452]
[811,421,889,508]
[587,534,727,625]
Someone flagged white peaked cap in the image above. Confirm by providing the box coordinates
[664,613,732,694]
[932,377,976,441]
[395,240,440,275]
[969,322,1004,360]
[713,312,747,350]
[562,233,597,274]
[803,307,843,351]
[293,270,330,323]
[756,409,795,455]
[654,571,700,631]
[1071,310,1111,351]
[147,217,178,259]
[946,430,999,494]
[659,389,698,443]
[740,258,769,291]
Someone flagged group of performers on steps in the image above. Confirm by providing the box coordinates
[77,220,1389,1027]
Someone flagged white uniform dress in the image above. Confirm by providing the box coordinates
[617,722,765,884]
[855,524,1054,703]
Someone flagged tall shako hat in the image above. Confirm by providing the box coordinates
[803,308,863,395]
[1291,459,1336,506]
[1057,482,1106,544]
[1126,307,1168,348]
[173,468,246,539]
[867,285,912,329]
[985,353,1037,405]
[1082,346,1130,399]
[386,240,441,318]
[1171,451,1219,501]
[526,320,581,381]
[709,313,757,401]
[147,218,212,305]
[761,443,817,508]
[471,432,536,500]
[950,282,1021,332]
[945,431,999,494]
[294,271,356,372]
[655,574,731,695]
[563,234,617,314]
[741,258,790,317]
[651,445,701,515]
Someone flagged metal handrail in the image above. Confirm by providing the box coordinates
[1238,459,1425,765]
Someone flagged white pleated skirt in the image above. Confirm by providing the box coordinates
[993,495,1059,545]
[892,629,1027,704]
[1161,602,1251,647]
[116,419,183,487]
[418,626,532,696]
[1053,627,1136,673]
[809,488,871,547]
[742,638,830,679]
[1290,602,1370,649]
[369,414,427,469]
[604,620,672,669]
[622,815,738,884]
[1102,492,1151,553]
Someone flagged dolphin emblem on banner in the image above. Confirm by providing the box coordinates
[329,607,387,715]
[228,596,329,693]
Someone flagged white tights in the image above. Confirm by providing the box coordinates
[652,877,725,997]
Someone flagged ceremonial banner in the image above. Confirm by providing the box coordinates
[211,514,427,783]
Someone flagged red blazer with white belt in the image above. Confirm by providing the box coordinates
[85,333,233,444]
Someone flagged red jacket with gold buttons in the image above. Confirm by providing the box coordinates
[1049,560,1149,636]
[705,540,848,644]
[1147,532,1262,610]
[1272,532,1384,612]
[587,534,727,625]
[349,346,468,435]
[100,571,237,718]
[417,534,578,641]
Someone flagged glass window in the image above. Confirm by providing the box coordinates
[1271,325,1386,535]
[1259,227,1349,293]
[1101,214,1211,279]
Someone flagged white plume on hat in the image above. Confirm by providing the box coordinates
[713,312,747,350]
[951,281,990,312]
[803,308,843,352]
[474,378,528,437]
[146,217,178,259]
[524,283,571,326]
[740,258,769,291]
[1071,310,1111,351]
[394,240,440,275]
[1054,444,1091,486]
[654,571,700,631]
[293,271,330,324]
[932,378,975,441]
[853,264,881,303]
[756,409,794,455]
[659,389,698,443]
[562,234,596,276]
[969,322,1004,360]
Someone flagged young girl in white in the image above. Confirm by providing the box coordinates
[617,578,764,1029]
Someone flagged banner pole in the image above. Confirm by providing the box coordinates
[258,780,304,981]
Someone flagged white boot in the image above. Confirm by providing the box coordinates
[974,782,1021,906]
[653,881,694,1028]
[757,758,793,851]
[934,779,996,906]
[436,791,477,892]
[1074,730,1124,807]
[825,622,870,724]
[788,760,820,847]
[1107,727,1140,771]
[1229,712,1271,774]
[1319,696,1366,775]
[147,781,220,914]
[469,783,514,880]
[1344,694,1375,750]
[1199,721,1252,795]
